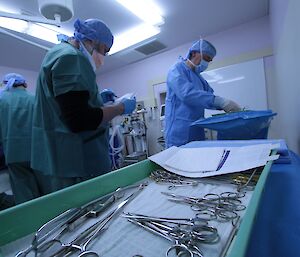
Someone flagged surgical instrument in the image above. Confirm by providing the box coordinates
[44,183,147,257]
[237,168,257,192]
[162,191,246,222]
[150,169,199,189]
[15,182,148,257]
[122,212,208,226]
[15,207,81,257]
[127,218,203,257]
[219,216,241,257]
[124,212,219,244]
[205,167,262,191]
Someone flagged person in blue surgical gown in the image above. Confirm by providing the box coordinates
[0,73,41,204]
[31,18,136,194]
[164,39,241,147]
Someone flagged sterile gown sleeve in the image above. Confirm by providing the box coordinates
[164,62,217,147]
[167,64,216,109]
[51,54,92,96]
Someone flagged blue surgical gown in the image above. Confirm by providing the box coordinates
[31,42,110,178]
[164,61,216,147]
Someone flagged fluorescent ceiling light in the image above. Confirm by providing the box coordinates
[0,4,18,14]
[27,23,62,44]
[0,17,28,32]
[109,23,160,55]
[0,5,72,44]
[0,1,163,52]
[0,16,72,44]
[28,23,72,44]
[116,0,164,26]
[111,0,164,54]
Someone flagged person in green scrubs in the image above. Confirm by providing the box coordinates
[0,73,41,204]
[31,18,136,194]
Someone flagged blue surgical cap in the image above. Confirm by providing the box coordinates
[73,18,114,49]
[187,39,217,59]
[2,73,26,91]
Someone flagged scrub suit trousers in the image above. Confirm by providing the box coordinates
[8,163,89,204]
[8,162,42,204]
[34,174,87,195]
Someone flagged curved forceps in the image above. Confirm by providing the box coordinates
[172,223,219,245]
[122,212,208,227]
[154,222,204,257]
[15,208,81,257]
[166,239,203,257]
[40,223,106,257]
[47,184,147,257]
[150,170,199,190]
[128,219,201,257]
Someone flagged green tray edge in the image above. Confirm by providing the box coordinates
[0,160,159,246]
[226,160,273,257]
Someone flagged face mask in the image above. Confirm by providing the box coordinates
[187,56,208,74]
[195,59,209,73]
[93,51,105,68]
[79,41,97,72]
[196,38,209,73]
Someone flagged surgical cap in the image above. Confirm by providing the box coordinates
[187,39,217,59]
[2,73,26,91]
[73,18,114,49]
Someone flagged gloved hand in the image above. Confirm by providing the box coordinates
[214,96,241,113]
[100,89,117,104]
[223,100,242,113]
[121,97,136,115]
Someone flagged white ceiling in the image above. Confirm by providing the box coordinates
[0,0,269,75]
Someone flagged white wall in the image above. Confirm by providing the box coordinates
[0,66,39,94]
[269,0,300,154]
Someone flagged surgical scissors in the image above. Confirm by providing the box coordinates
[42,224,107,257]
[162,191,246,222]
[15,207,82,257]
[125,213,219,243]
[15,182,148,257]
[127,218,203,257]
[44,183,147,257]
[16,193,117,257]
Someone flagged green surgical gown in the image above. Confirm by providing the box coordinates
[0,89,40,203]
[31,42,110,178]
[0,89,34,163]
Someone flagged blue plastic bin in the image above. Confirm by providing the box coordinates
[191,110,277,140]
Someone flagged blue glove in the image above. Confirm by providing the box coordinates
[121,97,136,114]
[100,89,117,103]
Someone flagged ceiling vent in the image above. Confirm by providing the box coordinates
[134,40,166,55]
